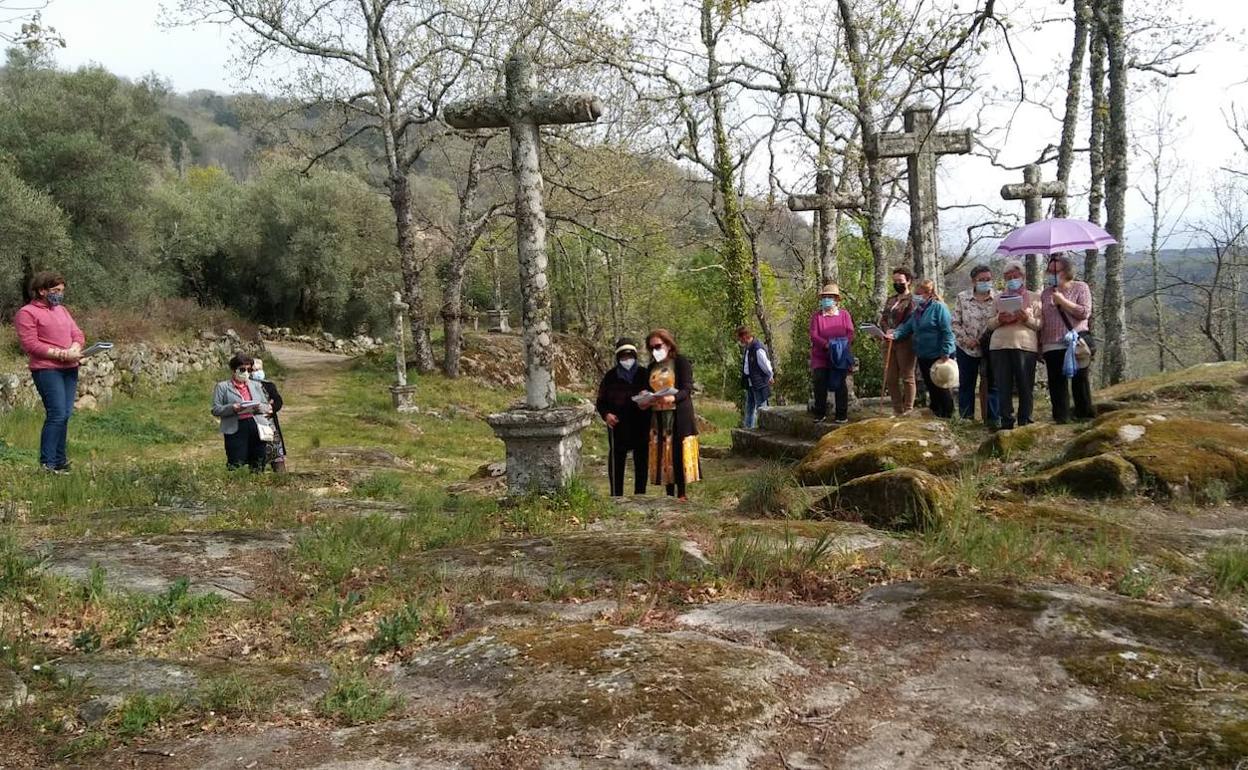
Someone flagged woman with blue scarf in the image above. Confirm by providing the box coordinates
[595,338,650,496]
[887,279,956,418]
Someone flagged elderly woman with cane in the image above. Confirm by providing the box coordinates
[595,338,649,496]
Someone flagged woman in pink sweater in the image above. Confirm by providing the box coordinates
[14,271,86,473]
[809,283,855,423]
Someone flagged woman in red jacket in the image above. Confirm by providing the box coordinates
[14,272,85,473]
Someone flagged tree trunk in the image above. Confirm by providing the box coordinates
[703,0,753,330]
[1100,0,1129,384]
[1085,4,1106,305]
[390,173,436,372]
[441,137,489,378]
[1147,137,1166,374]
[838,0,889,310]
[1055,0,1088,218]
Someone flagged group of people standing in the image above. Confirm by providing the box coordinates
[594,330,701,501]
[876,254,1095,427]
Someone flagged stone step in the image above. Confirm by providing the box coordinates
[756,406,841,442]
[730,428,817,460]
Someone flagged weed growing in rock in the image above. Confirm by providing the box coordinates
[197,673,281,716]
[0,535,47,599]
[352,471,406,500]
[1208,542,1248,596]
[116,693,184,738]
[115,578,224,647]
[317,672,400,725]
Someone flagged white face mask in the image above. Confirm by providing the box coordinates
[618,358,636,370]
[251,370,266,381]
[651,347,668,363]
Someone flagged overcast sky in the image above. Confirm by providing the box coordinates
[34,0,1248,255]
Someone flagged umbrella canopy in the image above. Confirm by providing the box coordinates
[994,218,1117,256]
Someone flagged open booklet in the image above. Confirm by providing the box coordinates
[80,341,114,358]
[631,387,679,404]
[237,400,263,409]
[858,323,888,341]
[997,294,1025,314]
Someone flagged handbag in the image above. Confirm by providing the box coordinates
[256,420,275,443]
[1056,305,1094,369]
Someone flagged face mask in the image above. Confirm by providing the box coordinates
[1045,274,1059,287]
[821,297,837,310]
[893,282,907,294]
[618,357,636,370]
[974,281,992,294]
[651,347,668,363]
[251,370,266,381]
[233,370,250,383]
[1006,278,1024,292]
[46,292,65,307]
[915,295,929,307]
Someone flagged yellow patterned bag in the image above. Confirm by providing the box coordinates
[681,435,701,484]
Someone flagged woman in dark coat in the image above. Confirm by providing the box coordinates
[641,329,700,501]
[250,357,286,472]
[595,339,649,496]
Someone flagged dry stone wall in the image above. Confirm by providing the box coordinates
[0,330,263,412]
[258,326,384,357]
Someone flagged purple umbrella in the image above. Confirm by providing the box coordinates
[993,218,1117,256]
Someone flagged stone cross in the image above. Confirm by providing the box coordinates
[869,105,973,294]
[787,170,863,286]
[445,56,602,409]
[389,292,417,412]
[1000,164,1066,290]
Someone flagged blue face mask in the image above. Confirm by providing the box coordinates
[974,281,992,294]
[46,292,65,307]
[820,297,837,310]
[1006,278,1024,292]
[1045,274,1060,287]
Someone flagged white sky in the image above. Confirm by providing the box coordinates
[35,0,1248,254]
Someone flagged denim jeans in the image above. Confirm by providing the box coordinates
[743,386,769,429]
[955,347,999,423]
[31,367,79,468]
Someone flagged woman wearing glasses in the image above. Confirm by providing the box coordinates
[639,329,700,501]
[211,353,274,471]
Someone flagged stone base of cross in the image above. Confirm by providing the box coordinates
[389,384,418,413]
[485,309,512,334]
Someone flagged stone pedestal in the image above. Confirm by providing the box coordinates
[486,402,595,493]
[389,384,418,413]
[485,309,512,333]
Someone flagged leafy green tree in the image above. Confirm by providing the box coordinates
[0,162,71,316]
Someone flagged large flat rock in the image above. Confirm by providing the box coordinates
[40,529,292,601]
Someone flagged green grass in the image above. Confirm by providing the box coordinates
[197,673,282,716]
[115,693,184,738]
[1208,542,1248,596]
[317,671,400,725]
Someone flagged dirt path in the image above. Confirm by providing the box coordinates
[264,342,355,418]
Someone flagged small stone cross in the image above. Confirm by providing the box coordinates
[787,170,863,286]
[1000,164,1066,289]
[444,56,602,409]
[869,105,973,294]
[390,291,409,388]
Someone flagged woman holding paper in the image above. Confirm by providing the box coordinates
[211,353,274,472]
[809,283,855,424]
[886,279,956,418]
[1040,255,1095,423]
[987,260,1042,429]
[640,329,699,501]
[14,271,85,473]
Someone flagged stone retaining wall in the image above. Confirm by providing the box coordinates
[258,326,383,357]
[0,330,263,412]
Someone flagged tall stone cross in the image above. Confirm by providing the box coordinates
[1000,163,1066,290]
[787,170,863,286]
[869,105,973,293]
[388,291,417,412]
[445,56,602,409]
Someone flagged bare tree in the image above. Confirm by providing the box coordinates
[173,0,495,372]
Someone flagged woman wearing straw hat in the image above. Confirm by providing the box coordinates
[808,283,855,424]
[987,259,1042,429]
[595,338,650,496]
[885,279,956,418]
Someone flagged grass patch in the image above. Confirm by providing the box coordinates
[115,693,184,738]
[115,578,225,648]
[197,673,282,716]
[317,671,400,725]
[1208,542,1248,596]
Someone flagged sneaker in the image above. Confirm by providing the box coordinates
[41,464,68,475]
[834,418,849,425]
[55,461,72,472]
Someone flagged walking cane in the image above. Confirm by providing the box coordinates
[606,424,617,496]
[881,337,894,401]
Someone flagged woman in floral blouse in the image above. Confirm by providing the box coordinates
[951,264,1000,426]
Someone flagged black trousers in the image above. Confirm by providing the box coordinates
[811,368,848,420]
[990,348,1037,429]
[917,357,955,418]
[666,434,687,499]
[1043,350,1095,423]
[224,419,267,472]
[607,427,648,496]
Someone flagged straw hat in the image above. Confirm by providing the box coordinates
[819,283,841,297]
[930,358,958,390]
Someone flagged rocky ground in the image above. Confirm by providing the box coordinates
[2,349,1248,769]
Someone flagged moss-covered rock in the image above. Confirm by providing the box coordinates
[1096,361,1248,405]
[1013,453,1139,498]
[977,422,1055,459]
[1064,412,1248,499]
[810,468,953,531]
[795,417,960,486]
